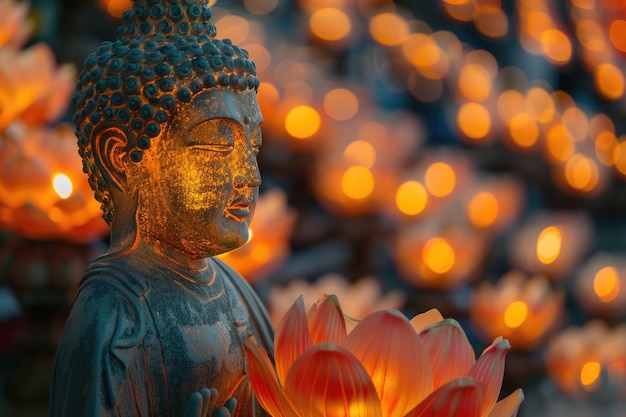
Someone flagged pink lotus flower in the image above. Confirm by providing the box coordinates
[244,295,524,417]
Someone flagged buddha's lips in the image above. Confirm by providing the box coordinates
[225,197,252,221]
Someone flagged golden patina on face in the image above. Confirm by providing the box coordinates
[135,88,263,261]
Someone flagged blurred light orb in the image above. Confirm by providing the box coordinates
[537,226,562,265]
[564,154,599,192]
[285,105,321,139]
[508,113,538,148]
[545,124,575,162]
[369,12,409,46]
[503,301,528,329]
[468,191,498,228]
[562,107,589,142]
[474,7,508,38]
[341,166,374,200]
[595,131,618,166]
[580,361,601,390]
[458,64,492,102]
[458,102,491,140]
[576,19,605,52]
[609,19,626,53]
[395,180,428,216]
[243,0,280,15]
[309,7,351,41]
[343,140,376,168]
[324,88,358,121]
[540,29,572,65]
[424,162,456,197]
[525,87,555,124]
[98,0,130,18]
[215,15,250,45]
[497,90,525,122]
[52,173,73,199]
[402,33,441,74]
[422,237,455,274]
[593,266,620,303]
[594,63,625,100]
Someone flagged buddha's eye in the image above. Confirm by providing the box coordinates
[187,119,236,154]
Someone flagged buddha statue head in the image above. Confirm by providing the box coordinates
[72,0,263,262]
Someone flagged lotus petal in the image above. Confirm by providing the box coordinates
[486,389,524,417]
[410,309,444,334]
[243,337,300,417]
[284,343,383,417]
[418,319,476,389]
[343,310,433,417]
[307,294,347,345]
[275,296,312,387]
[468,338,510,417]
[404,377,484,417]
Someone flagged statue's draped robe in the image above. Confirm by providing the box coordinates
[50,252,274,417]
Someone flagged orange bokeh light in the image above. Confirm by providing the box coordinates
[541,29,572,65]
[468,191,499,228]
[323,88,359,121]
[458,102,491,140]
[341,166,374,200]
[594,63,625,100]
[508,113,539,148]
[422,237,455,275]
[593,266,620,303]
[395,180,428,216]
[458,64,492,102]
[309,7,352,42]
[369,12,409,46]
[545,124,575,162]
[537,226,562,265]
[424,162,456,197]
[285,105,321,139]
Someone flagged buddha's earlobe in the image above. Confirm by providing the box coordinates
[93,125,133,192]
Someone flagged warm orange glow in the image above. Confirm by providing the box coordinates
[593,266,620,303]
[508,113,539,148]
[595,131,618,166]
[525,87,555,124]
[458,64,492,102]
[503,301,528,329]
[576,19,605,52]
[571,0,595,9]
[243,0,280,15]
[537,226,562,264]
[250,242,272,264]
[540,29,572,65]
[594,63,625,100]
[497,90,525,122]
[285,105,321,139]
[562,107,588,142]
[580,361,601,389]
[424,162,456,197]
[216,15,250,45]
[99,0,130,18]
[468,191,499,228]
[422,237,455,274]
[324,88,359,121]
[457,102,491,139]
[545,124,575,162]
[369,12,409,46]
[443,1,474,22]
[609,19,626,53]
[474,7,509,38]
[341,166,374,200]
[343,140,376,168]
[52,173,73,199]
[614,141,626,175]
[564,154,599,192]
[309,8,351,42]
[395,180,428,216]
[402,34,441,73]
[442,0,469,4]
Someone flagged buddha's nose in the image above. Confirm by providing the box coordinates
[234,172,261,189]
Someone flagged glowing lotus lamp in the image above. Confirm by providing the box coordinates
[245,294,524,417]
[470,271,564,350]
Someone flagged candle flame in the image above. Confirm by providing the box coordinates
[536,226,561,264]
[503,301,528,329]
[422,237,455,275]
[593,266,620,303]
[52,173,73,199]
[580,361,601,390]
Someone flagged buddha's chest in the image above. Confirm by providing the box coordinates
[143,277,249,404]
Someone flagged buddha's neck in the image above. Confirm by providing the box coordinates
[135,240,215,283]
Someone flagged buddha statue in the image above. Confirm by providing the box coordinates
[49,1,274,416]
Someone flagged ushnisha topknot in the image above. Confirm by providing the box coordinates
[72,0,260,225]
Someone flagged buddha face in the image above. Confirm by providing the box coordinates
[134,88,262,261]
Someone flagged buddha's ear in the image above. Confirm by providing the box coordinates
[92,124,134,192]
